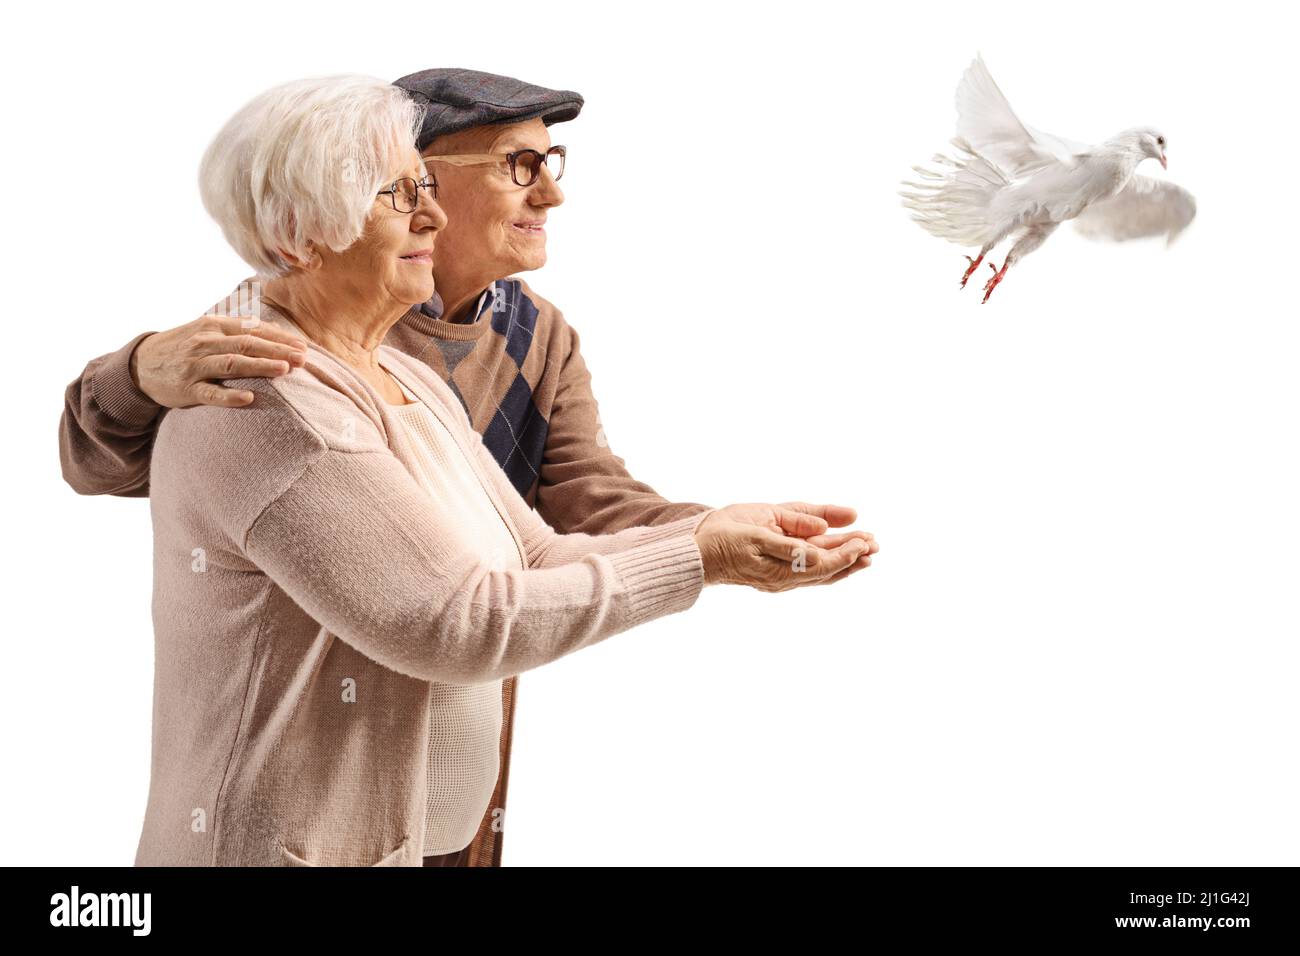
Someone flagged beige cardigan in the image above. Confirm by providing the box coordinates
[134,306,712,866]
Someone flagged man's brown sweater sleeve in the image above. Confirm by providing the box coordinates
[533,322,714,535]
[59,332,163,497]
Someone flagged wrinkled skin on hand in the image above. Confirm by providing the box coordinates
[131,314,309,409]
[693,501,878,592]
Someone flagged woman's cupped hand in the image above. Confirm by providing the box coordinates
[692,501,878,591]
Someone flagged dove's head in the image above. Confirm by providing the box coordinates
[1126,126,1168,170]
[1141,128,1168,170]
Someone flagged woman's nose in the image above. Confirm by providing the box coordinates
[413,192,448,231]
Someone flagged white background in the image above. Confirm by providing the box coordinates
[3,0,1297,865]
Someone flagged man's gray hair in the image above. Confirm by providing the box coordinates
[199,74,426,278]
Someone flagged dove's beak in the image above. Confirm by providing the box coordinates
[1159,152,1167,170]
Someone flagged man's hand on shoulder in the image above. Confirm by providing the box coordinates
[130,314,308,409]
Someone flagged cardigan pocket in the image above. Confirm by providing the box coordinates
[276,833,411,867]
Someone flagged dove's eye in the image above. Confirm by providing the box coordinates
[1156,136,1165,146]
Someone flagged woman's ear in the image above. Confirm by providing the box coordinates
[302,243,324,272]
[276,243,323,272]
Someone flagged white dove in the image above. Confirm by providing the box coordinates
[900,54,1196,303]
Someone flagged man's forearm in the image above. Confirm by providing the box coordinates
[534,468,713,535]
[531,320,714,534]
[59,332,162,497]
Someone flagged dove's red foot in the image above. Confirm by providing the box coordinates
[982,261,1009,304]
[960,253,984,288]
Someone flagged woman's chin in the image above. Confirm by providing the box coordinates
[402,280,436,305]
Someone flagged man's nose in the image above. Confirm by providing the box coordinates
[529,166,564,206]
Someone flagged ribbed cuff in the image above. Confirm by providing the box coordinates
[607,532,707,629]
[90,332,163,427]
[623,508,716,547]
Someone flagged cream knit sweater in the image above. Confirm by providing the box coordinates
[387,376,523,855]
[134,306,712,867]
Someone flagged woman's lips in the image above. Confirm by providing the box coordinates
[512,221,545,237]
[400,248,434,264]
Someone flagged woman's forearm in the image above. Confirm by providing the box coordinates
[242,445,707,686]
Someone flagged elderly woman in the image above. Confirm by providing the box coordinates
[132,75,875,866]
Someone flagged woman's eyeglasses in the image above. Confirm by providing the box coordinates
[377,174,439,213]
[423,146,566,188]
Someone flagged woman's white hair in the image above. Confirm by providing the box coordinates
[199,74,427,278]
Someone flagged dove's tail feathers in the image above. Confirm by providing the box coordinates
[899,137,1010,248]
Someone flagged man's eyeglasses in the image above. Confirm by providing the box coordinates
[423,146,566,188]
[377,174,439,213]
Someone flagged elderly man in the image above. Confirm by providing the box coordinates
[60,69,874,866]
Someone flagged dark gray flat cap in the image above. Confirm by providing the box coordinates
[392,67,584,150]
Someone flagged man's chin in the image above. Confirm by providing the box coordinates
[509,251,547,274]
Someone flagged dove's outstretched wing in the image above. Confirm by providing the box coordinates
[1072,175,1197,245]
[955,53,1088,177]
